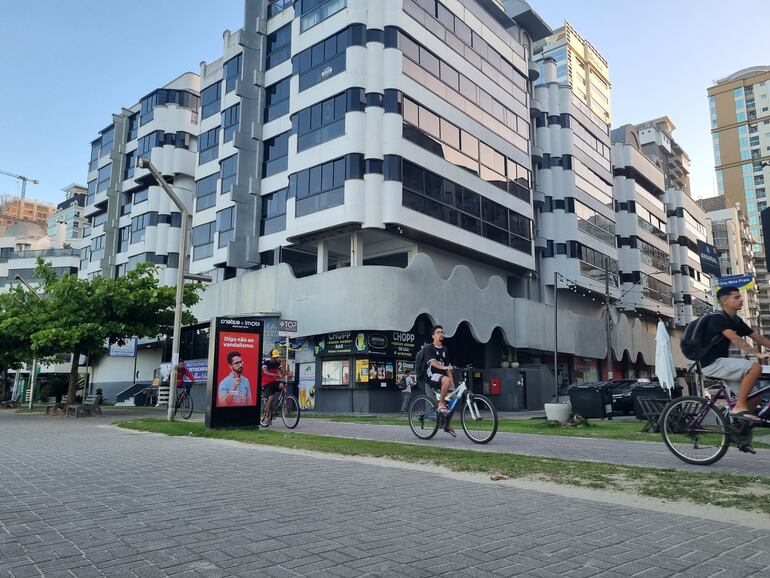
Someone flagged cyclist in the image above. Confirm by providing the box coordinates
[176,360,195,399]
[424,324,456,437]
[700,286,770,427]
[261,349,291,426]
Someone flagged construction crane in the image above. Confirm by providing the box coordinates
[0,169,39,220]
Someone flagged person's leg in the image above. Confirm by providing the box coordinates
[400,392,409,412]
[266,393,275,423]
[438,376,451,410]
[733,362,761,414]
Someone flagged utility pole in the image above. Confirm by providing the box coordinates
[605,258,613,380]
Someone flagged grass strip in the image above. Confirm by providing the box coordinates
[119,418,770,515]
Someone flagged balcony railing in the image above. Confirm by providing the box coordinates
[579,260,619,287]
[12,248,81,259]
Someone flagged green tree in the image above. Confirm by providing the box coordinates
[0,284,38,401]
[1,259,202,404]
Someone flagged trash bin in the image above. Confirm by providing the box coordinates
[631,381,681,420]
[568,381,614,419]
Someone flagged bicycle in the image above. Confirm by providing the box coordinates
[408,365,498,444]
[174,387,194,420]
[260,381,300,429]
[660,378,770,465]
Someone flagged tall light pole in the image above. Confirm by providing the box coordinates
[553,271,569,401]
[14,275,42,409]
[136,157,188,421]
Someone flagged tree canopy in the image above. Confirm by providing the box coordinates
[0,259,202,402]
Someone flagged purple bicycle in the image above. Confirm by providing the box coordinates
[660,380,770,465]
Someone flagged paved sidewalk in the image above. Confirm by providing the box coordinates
[2,412,770,577]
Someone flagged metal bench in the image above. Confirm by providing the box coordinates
[45,401,67,416]
[638,397,669,433]
[66,394,103,418]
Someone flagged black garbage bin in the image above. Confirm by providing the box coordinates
[631,381,681,420]
[568,381,614,419]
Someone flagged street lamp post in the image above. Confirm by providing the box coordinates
[136,157,188,421]
[14,275,42,409]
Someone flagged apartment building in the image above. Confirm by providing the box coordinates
[636,117,691,196]
[80,73,200,286]
[47,184,88,241]
[0,221,80,289]
[709,66,770,333]
[698,195,759,327]
[532,20,611,125]
[611,125,675,321]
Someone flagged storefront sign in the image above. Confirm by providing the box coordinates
[205,316,263,429]
[184,358,208,383]
[697,240,720,278]
[278,319,298,336]
[108,337,137,357]
[316,331,417,358]
[716,273,754,291]
[298,362,315,410]
[355,359,369,382]
[315,332,355,355]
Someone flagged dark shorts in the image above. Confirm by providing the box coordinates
[262,381,283,398]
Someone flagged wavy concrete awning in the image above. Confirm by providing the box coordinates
[192,253,682,366]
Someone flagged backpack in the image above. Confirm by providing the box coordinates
[415,345,428,384]
[680,311,727,361]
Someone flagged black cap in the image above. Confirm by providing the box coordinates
[716,286,739,299]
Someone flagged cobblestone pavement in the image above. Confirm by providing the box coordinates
[1,412,770,577]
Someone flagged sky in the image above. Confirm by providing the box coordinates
[1,0,769,207]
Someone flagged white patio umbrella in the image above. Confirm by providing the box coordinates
[655,320,677,395]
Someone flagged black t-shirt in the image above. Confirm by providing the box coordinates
[424,343,450,378]
[700,312,753,367]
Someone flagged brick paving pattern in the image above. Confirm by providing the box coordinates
[0,412,768,577]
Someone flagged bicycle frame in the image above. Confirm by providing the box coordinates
[704,380,770,428]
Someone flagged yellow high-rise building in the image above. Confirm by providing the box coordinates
[532,21,611,125]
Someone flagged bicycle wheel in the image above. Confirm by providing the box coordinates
[179,394,193,420]
[408,395,440,440]
[661,396,729,465]
[461,394,498,444]
[281,395,300,429]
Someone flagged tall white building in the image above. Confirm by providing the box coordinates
[80,73,200,286]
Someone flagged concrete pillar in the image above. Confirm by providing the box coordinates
[350,231,364,267]
[317,240,328,273]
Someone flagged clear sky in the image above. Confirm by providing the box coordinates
[1,0,768,206]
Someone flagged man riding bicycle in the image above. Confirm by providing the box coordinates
[261,349,292,426]
[424,325,456,437]
[176,360,195,398]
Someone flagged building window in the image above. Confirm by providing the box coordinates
[217,206,235,248]
[264,77,291,123]
[293,88,364,152]
[220,154,238,193]
[137,131,163,158]
[90,235,105,262]
[199,127,220,165]
[293,25,364,91]
[289,156,350,217]
[261,188,287,235]
[92,211,107,228]
[222,104,240,143]
[192,222,216,261]
[268,0,293,18]
[131,212,156,244]
[126,113,138,141]
[99,125,115,158]
[195,172,219,211]
[402,95,530,202]
[262,131,290,177]
[266,23,291,69]
[97,163,112,193]
[117,226,130,253]
[89,140,101,172]
[300,0,346,32]
[574,199,615,247]
[133,187,149,204]
[124,150,136,181]
[397,158,532,253]
[201,81,222,120]
[224,54,241,94]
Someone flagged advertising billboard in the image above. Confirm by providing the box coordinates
[205,316,263,429]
